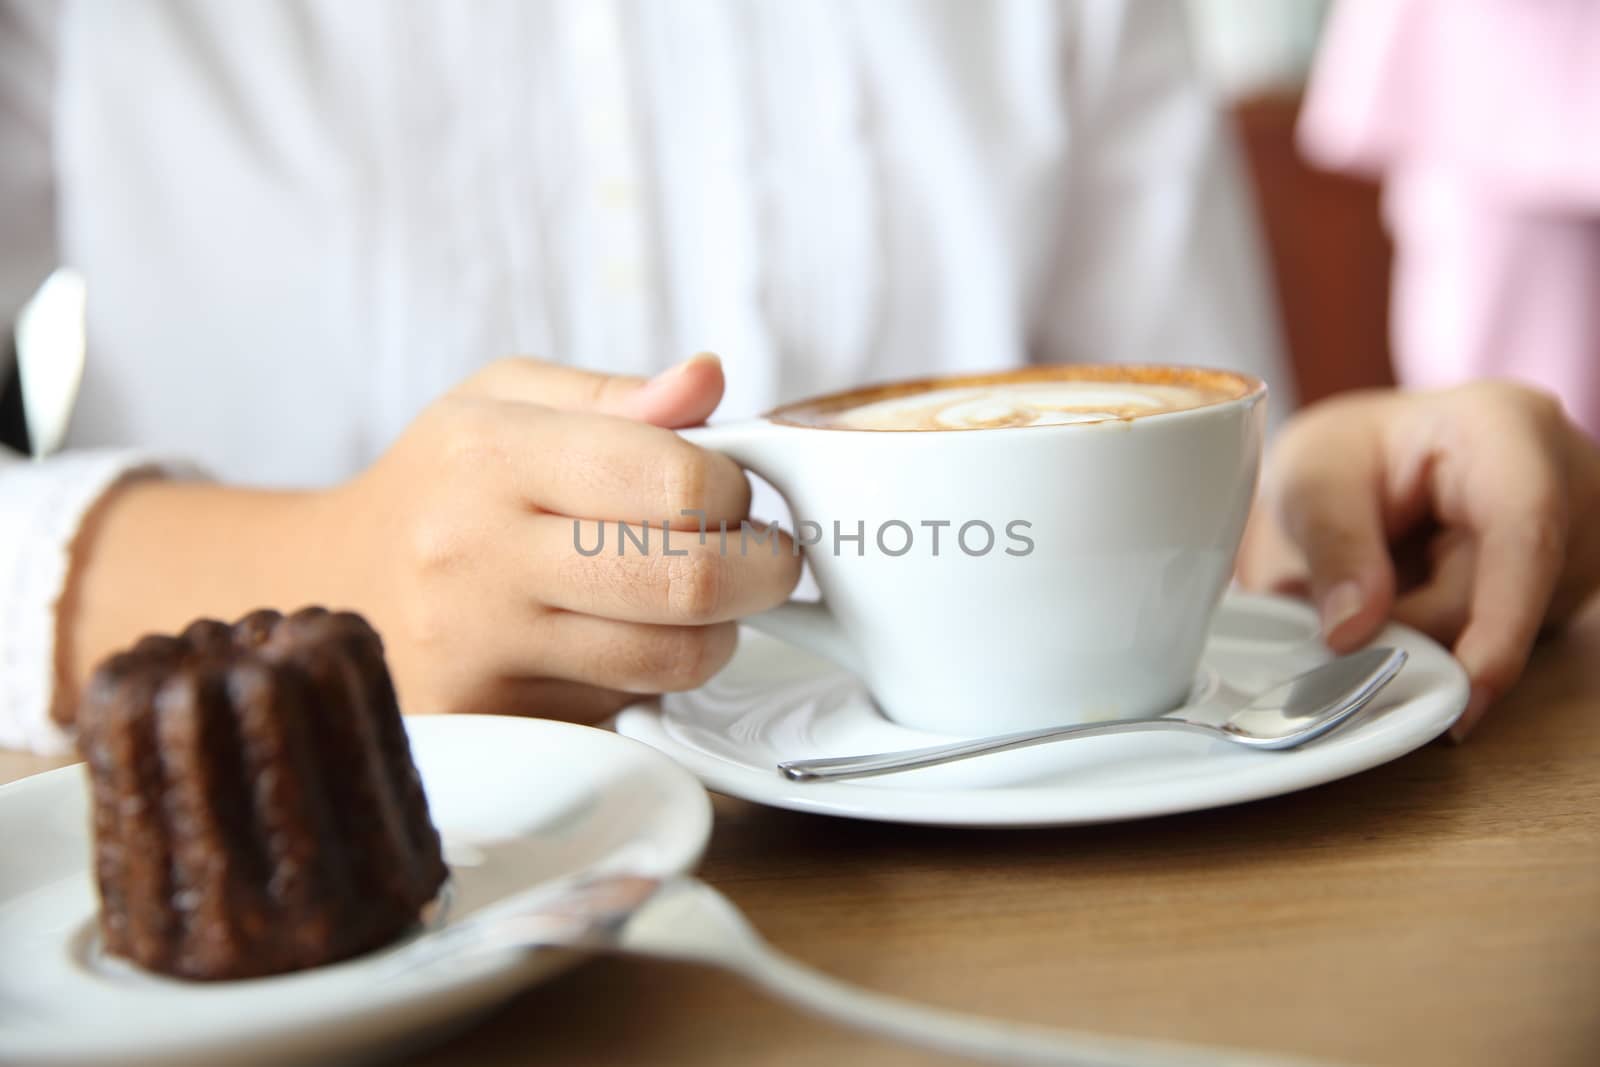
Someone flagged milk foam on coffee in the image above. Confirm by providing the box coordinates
[806,381,1227,431]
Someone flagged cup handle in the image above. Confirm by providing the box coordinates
[679,422,864,677]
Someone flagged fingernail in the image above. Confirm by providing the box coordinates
[640,352,721,395]
[633,356,716,406]
[658,352,720,380]
[1447,685,1492,744]
[1319,580,1364,637]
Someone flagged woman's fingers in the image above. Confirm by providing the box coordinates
[422,398,751,524]
[1235,500,1310,596]
[459,678,640,723]
[1447,492,1568,741]
[1265,422,1397,652]
[388,585,743,712]
[530,516,802,625]
[1428,391,1572,740]
[1391,529,1475,646]
[457,353,725,428]
[356,358,767,720]
[1237,382,1597,743]
[530,614,740,694]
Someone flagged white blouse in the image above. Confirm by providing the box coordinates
[0,0,1288,752]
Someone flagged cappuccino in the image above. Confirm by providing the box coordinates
[776,367,1246,432]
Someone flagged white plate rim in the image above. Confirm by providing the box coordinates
[0,716,713,1066]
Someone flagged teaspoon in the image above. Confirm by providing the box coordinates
[778,647,1407,783]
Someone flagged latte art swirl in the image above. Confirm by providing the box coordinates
[806,381,1227,432]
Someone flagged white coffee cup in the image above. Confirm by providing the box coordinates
[684,366,1266,737]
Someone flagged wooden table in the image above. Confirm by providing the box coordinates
[7,619,1598,1067]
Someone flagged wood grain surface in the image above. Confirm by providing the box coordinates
[7,613,1597,1067]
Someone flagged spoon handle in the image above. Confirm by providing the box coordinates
[622,879,1338,1067]
[777,717,1206,782]
[779,647,1408,782]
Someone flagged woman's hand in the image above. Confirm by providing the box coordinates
[1238,382,1600,740]
[61,354,801,726]
[325,353,800,721]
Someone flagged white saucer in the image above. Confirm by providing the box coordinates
[616,592,1470,827]
[0,717,711,1067]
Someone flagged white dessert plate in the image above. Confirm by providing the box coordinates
[617,592,1470,827]
[0,717,711,1067]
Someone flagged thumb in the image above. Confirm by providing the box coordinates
[611,352,726,427]
[1272,449,1396,652]
[459,352,725,429]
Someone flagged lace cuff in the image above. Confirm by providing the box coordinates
[0,449,204,754]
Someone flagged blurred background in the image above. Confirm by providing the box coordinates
[0,1,1389,455]
[49,0,1600,463]
[1188,0,1393,407]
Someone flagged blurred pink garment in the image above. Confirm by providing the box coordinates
[1300,0,1600,438]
